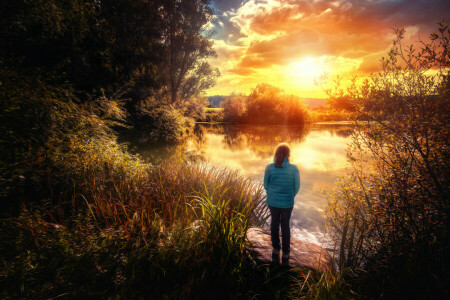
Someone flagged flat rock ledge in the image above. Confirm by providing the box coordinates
[246,227,332,271]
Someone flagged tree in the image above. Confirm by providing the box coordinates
[324,21,450,298]
[159,0,219,104]
[0,0,219,143]
[0,0,163,99]
[0,0,218,107]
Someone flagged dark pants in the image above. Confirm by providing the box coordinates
[268,205,293,253]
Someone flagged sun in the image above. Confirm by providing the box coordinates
[287,57,325,81]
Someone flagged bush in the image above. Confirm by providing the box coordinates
[222,84,309,124]
[203,107,224,122]
[183,96,209,121]
[0,77,269,296]
[134,97,193,143]
[0,71,128,213]
[324,22,450,298]
[222,94,247,123]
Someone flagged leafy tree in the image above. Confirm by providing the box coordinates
[158,0,219,105]
[0,0,219,146]
[0,0,217,107]
[0,0,162,99]
[325,21,450,298]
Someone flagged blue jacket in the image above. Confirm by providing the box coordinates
[264,158,300,208]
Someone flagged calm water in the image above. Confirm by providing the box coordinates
[132,122,353,246]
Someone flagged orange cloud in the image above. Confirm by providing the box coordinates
[207,0,449,97]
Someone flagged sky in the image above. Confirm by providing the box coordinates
[206,0,449,98]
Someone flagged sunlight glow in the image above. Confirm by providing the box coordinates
[288,57,326,82]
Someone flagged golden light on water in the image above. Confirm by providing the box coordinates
[290,131,348,172]
[185,124,352,245]
[186,126,350,177]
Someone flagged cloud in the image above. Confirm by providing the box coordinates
[209,14,247,43]
[212,0,245,13]
[207,0,450,96]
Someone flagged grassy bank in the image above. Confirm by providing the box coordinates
[0,130,351,298]
[0,137,263,297]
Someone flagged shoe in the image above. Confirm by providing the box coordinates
[281,251,290,266]
[272,248,280,264]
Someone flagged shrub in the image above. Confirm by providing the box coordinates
[222,84,309,124]
[134,97,193,143]
[0,71,127,213]
[222,94,247,122]
[203,107,224,122]
[324,22,450,298]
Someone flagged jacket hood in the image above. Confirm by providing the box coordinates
[273,157,290,167]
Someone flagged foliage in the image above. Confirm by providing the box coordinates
[0,70,270,295]
[0,145,270,298]
[0,0,162,99]
[133,97,193,143]
[0,0,218,142]
[0,70,127,214]
[202,107,224,122]
[324,21,450,298]
[327,95,356,112]
[222,94,248,122]
[222,84,309,125]
[184,96,209,121]
[0,74,270,295]
[158,0,219,104]
[307,109,352,122]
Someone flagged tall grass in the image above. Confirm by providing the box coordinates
[0,130,272,298]
[82,152,268,231]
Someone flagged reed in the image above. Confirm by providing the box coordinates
[80,148,268,233]
[0,130,273,297]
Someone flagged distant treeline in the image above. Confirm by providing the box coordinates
[209,95,328,110]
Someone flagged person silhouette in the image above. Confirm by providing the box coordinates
[263,143,300,265]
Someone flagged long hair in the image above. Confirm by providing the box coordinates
[274,143,290,168]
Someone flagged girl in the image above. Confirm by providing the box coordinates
[264,143,300,265]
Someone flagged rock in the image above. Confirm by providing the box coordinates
[246,227,332,271]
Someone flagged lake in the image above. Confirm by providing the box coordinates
[131,122,353,247]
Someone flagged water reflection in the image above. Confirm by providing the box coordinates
[127,123,353,246]
[192,123,309,159]
[186,123,353,246]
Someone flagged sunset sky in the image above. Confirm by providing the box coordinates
[206,0,449,98]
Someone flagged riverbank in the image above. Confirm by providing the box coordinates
[0,137,350,298]
[199,107,352,123]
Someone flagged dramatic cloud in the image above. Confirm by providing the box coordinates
[207,0,449,97]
